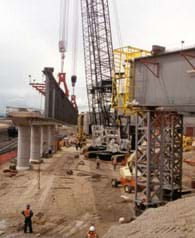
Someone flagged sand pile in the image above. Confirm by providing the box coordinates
[103,196,195,238]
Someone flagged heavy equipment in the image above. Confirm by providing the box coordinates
[183,135,193,152]
[111,151,144,193]
[80,0,114,126]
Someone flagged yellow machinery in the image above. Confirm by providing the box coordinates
[112,151,143,193]
[183,135,193,152]
[112,46,150,115]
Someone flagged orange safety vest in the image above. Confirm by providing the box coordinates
[24,209,30,218]
[87,232,97,238]
[113,159,117,165]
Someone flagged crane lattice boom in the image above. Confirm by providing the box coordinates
[81,0,114,126]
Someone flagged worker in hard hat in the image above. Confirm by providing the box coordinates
[113,157,117,170]
[86,224,98,238]
[21,204,33,233]
[96,156,101,169]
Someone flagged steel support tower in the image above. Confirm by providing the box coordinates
[135,109,183,215]
[81,0,113,126]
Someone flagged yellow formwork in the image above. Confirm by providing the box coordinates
[112,46,150,115]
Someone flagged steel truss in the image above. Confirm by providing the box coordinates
[135,110,183,215]
[80,0,113,126]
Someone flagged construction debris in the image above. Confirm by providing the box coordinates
[66,169,73,175]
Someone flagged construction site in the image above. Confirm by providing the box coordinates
[1,0,195,237]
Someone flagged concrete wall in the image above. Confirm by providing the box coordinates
[134,48,195,112]
[44,68,78,124]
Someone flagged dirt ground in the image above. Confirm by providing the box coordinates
[103,193,195,238]
[0,146,134,238]
[103,151,195,238]
[1,142,195,238]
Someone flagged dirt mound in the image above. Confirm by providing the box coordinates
[103,196,195,238]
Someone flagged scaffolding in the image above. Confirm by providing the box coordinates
[112,46,150,115]
[135,109,183,215]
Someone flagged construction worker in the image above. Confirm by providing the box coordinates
[21,204,33,233]
[75,141,79,151]
[86,225,98,238]
[48,145,53,155]
[121,158,126,166]
[113,157,117,170]
[96,156,101,169]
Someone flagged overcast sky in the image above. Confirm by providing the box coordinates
[0,0,195,114]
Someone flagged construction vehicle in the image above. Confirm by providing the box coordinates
[111,151,144,193]
[84,126,129,161]
[183,135,193,152]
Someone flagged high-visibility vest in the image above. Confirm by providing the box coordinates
[87,232,97,238]
[113,159,117,165]
[24,209,30,218]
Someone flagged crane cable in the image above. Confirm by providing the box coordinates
[59,0,70,72]
[70,0,79,101]
[71,0,79,77]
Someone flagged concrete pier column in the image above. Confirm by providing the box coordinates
[40,126,49,157]
[48,125,55,153]
[30,125,41,163]
[17,126,31,171]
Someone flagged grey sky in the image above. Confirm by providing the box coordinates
[0,0,195,114]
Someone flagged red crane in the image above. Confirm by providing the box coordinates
[29,0,78,111]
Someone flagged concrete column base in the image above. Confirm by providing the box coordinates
[16,165,30,171]
[30,159,43,164]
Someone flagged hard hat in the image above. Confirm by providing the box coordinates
[89,225,96,232]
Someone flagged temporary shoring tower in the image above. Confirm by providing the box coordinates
[135,110,183,215]
[80,0,113,126]
[112,46,150,115]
